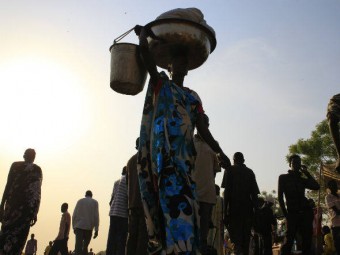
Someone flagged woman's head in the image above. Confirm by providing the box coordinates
[328,179,338,193]
[171,55,188,76]
[322,225,331,234]
[169,48,189,85]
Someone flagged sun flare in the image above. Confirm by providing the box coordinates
[0,56,90,153]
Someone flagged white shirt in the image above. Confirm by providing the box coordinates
[193,135,220,204]
[72,196,99,231]
[109,175,128,218]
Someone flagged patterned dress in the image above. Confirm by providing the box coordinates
[137,72,203,255]
[0,162,42,255]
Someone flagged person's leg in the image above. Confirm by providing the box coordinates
[126,209,138,255]
[74,228,84,255]
[227,216,243,255]
[49,240,60,255]
[199,202,214,252]
[115,216,128,255]
[82,230,92,255]
[106,216,116,255]
[280,213,298,255]
[331,226,340,254]
[300,210,313,255]
[60,238,69,255]
[136,207,148,255]
[242,217,252,255]
[262,234,273,255]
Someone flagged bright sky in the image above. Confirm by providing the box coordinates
[0,0,339,253]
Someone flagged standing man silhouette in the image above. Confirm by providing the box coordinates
[73,190,99,255]
[278,154,320,255]
[50,203,71,255]
[222,152,260,255]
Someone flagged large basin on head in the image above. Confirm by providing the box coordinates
[145,18,217,71]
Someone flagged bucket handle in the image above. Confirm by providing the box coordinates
[113,27,135,44]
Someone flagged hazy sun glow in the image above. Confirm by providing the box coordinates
[0,56,90,153]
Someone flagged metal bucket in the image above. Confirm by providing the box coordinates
[109,43,147,95]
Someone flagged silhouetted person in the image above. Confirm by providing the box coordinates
[193,114,221,253]
[72,190,99,255]
[50,203,71,255]
[88,248,94,255]
[222,152,260,255]
[322,225,336,255]
[126,138,148,255]
[325,180,340,254]
[25,233,38,255]
[106,167,128,255]
[310,198,323,255]
[253,197,277,255]
[135,22,231,255]
[278,154,320,255]
[0,148,43,255]
[44,241,53,255]
[327,93,340,173]
[207,185,224,255]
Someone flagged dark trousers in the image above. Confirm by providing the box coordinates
[126,208,148,255]
[50,238,68,255]
[227,215,252,255]
[106,215,128,255]
[74,228,92,255]
[281,209,313,255]
[332,226,340,254]
[262,234,273,255]
[199,201,214,251]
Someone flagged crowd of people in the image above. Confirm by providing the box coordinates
[0,149,99,255]
[0,14,339,255]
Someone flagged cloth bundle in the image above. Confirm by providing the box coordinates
[156,7,216,36]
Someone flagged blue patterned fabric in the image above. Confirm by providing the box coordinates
[137,72,202,255]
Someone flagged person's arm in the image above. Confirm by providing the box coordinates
[0,164,15,221]
[93,201,99,238]
[300,166,320,190]
[72,202,79,231]
[134,25,159,85]
[29,166,42,227]
[196,113,231,168]
[56,214,66,240]
[278,175,288,218]
[221,168,229,189]
[213,153,221,175]
[250,172,260,209]
[223,190,231,227]
[109,183,116,206]
[222,170,232,226]
[35,240,37,255]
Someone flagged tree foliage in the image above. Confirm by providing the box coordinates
[287,119,338,205]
